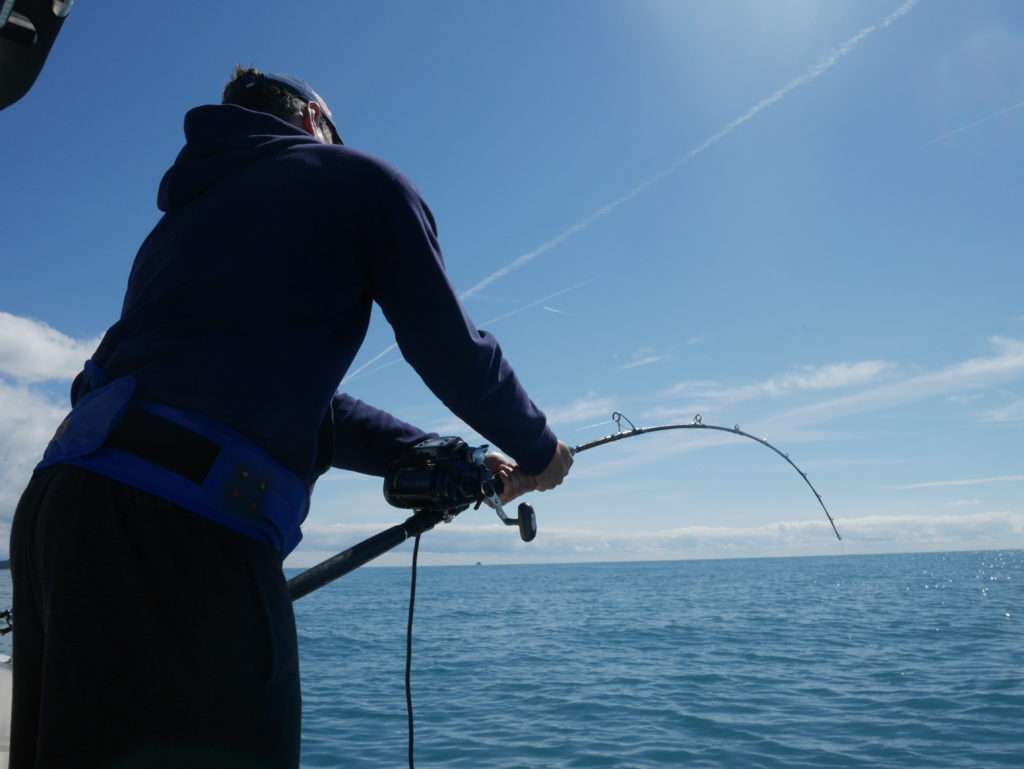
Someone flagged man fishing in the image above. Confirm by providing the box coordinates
[9,67,573,768]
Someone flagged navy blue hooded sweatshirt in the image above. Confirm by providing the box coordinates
[77,104,556,487]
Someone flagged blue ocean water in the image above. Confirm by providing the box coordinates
[293,551,1023,769]
[1,550,1021,767]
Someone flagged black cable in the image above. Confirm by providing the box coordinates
[406,532,421,769]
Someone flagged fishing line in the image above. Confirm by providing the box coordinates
[406,533,421,769]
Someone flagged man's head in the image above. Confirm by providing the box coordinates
[222,66,343,145]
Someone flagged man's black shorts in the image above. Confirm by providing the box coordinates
[10,464,301,768]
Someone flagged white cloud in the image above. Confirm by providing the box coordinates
[983,399,1024,423]
[0,312,100,524]
[622,356,664,370]
[564,337,1024,485]
[543,393,616,426]
[289,509,1023,567]
[766,361,894,392]
[881,475,1024,492]
[574,419,619,434]
[0,312,100,383]
[0,380,68,519]
[622,347,669,370]
[834,511,1024,549]
[770,337,1024,429]
[661,360,892,403]
[639,405,715,423]
[658,380,718,396]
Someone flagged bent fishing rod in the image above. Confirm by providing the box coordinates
[287,411,840,601]
[570,412,842,541]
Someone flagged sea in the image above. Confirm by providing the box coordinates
[2,550,1022,768]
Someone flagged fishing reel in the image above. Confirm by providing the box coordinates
[383,436,537,542]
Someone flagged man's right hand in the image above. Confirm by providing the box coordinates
[534,440,573,491]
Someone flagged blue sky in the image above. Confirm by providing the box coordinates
[1,0,1022,566]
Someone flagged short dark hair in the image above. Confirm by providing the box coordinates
[222,65,305,124]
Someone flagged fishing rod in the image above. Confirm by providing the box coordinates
[570,411,841,541]
[287,411,840,604]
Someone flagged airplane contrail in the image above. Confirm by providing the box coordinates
[343,1,916,386]
[459,0,918,300]
[342,280,592,384]
[928,99,1024,145]
[881,474,1024,491]
[478,279,591,326]
[341,340,396,383]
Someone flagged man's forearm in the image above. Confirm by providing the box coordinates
[367,170,557,474]
[329,394,434,477]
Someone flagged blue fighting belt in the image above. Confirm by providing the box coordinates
[36,363,307,557]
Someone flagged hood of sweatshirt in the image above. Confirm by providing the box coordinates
[157,104,321,213]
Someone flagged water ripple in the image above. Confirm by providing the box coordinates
[283,551,1024,767]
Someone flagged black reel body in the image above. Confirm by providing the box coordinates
[384,437,493,513]
[383,436,537,542]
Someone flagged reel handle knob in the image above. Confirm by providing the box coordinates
[517,503,537,542]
